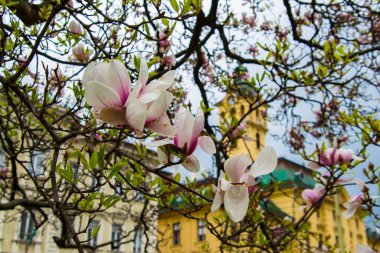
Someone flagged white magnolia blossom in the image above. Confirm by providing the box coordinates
[211,147,278,222]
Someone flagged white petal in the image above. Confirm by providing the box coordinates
[138,59,148,85]
[211,191,224,212]
[198,136,216,154]
[128,81,143,101]
[144,70,175,92]
[147,92,167,122]
[84,81,122,109]
[224,185,249,223]
[141,139,172,147]
[224,154,252,184]
[157,148,169,164]
[182,155,200,173]
[250,146,278,178]
[352,178,367,191]
[343,205,358,219]
[126,99,148,132]
[147,121,177,137]
[138,89,162,104]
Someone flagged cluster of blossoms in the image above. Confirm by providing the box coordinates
[82,59,215,172]
[83,59,279,222]
[211,147,278,222]
[301,141,380,220]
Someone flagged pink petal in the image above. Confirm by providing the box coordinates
[84,81,122,109]
[250,146,278,178]
[174,108,194,149]
[224,154,252,184]
[224,185,249,223]
[108,60,131,103]
[126,99,148,132]
[198,136,216,154]
[302,189,319,204]
[142,139,172,147]
[182,155,200,173]
[138,59,148,86]
[240,171,256,187]
[187,108,204,154]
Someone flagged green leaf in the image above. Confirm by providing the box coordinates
[162,18,169,27]
[170,0,179,12]
[91,225,100,238]
[89,151,98,171]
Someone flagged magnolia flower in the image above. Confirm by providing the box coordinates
[302,186,325,205]
[343,194,363,219]
[69,20,83,35]
[50,66,63,84]
[82,59,131,125]
[171,108,216,172]
[309,141,361,170]
[72,44,92,63]
[125,60,176,136]
[211,147,278,223]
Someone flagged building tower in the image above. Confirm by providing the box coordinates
[217,64,268,159]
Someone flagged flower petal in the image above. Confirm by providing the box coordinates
[224,185,249,223]
[146,92,167,123]
[182,155,200,173]
[250,146,278,178]
[126,99,148,132]
[84,81,122,109]
[98,107,127,125]
[174,108,194,149]
[187,108,204,154]
[224,154,251,184]
[211,191,224,212]
[138,59,148,86]
[147,121,177,137]
[198,136,216,154]
[144,70,175,93]
[157,147,169,164]
[107,60,131,102]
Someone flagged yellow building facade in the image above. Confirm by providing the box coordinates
[0,141,157,253]
[157,65,369,253]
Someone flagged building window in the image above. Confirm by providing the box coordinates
[355,218,359,228]
[30,151,44,176]
[87,220,100,247]
[256,133,260,149]
[240,105,245,114]
[133,227,143,253]
[173,222,180,245]
[111,224,122,251]
[197,220,206,241]
[20,211,35,241]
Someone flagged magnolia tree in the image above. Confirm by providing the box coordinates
[0,0,379,252]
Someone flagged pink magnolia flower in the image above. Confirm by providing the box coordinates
[162,55,176,68]
[171,108,216,172]
[309,141,362,169]
[50,66,64,84]
[343,194,363,219]
[72,44,92,63]
[302,186,325,205]
[211,147,278,222]
[69,20,83,35]
[125,60,176,136]
[82,59,131,125]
